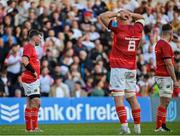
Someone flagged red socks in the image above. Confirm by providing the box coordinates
[132,109,141,124]
[116,106,141,126]
[31,107,39,130]
[25,108,32,131]
[25,107,39,131]
[116,106,127,124]
[156,106,166,128]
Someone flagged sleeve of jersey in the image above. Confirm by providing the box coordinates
[108,20,118,33]
[134,19,145,32]
[23,45,31,59]
[161,43,172,59]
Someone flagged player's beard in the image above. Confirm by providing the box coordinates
[35,42,40,46]
[35,40,41,46]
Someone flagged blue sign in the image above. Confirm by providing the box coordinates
[151,97,180,122]
[0,97,152,125]
[0,98,25,124]
[167,100,177,121]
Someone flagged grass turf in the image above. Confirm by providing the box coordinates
[0,122,180,135]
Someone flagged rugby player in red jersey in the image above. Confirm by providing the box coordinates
[99,10,145,134]
[21,30,42,132]
[154,24,179,132]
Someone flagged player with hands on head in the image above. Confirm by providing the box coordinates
[99,10,145,134]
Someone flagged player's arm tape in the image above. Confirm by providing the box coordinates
[25,63,35,73]
[163,57,171,59]
[135,19,145,26]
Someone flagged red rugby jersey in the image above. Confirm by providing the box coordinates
[155,39,174,76]
[108,20,144,69]
[21,43,40,83]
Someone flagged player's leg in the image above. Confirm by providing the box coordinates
[156,97,171,131]
[25,97,32,132]
[23,80,42,132]
[110,68,130,134]
[126,95,141,134]
[113,95,130,134]
[155,76,173,132]
[30,95,41,131]
[22,82,33,132]
[125,69,141,134]
[114,95,127,125]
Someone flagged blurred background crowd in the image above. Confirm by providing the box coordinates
[0,0,179,98]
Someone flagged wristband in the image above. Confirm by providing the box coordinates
[117,13,121,17]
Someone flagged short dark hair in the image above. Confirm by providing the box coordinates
[12,43,19,48]
[75,81,81,85]
[55,75,63,80]
[162,24,172,32]
[28,29,42,39]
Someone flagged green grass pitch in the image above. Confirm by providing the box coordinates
[0,122,180,135]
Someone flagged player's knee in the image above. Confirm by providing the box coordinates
[114,96,124,107]
[31,98,41,108]
[26,103,31,108]
[26,98,31,108]
[126,95,139,109]
[160,96,171,108]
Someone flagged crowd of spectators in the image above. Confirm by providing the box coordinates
[0,0,179,98]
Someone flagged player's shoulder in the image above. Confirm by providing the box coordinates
[157,39,170,46]
[155,40,163,48]
[156,40,171,51]
[24,43,33,49]
[132,19,145,32]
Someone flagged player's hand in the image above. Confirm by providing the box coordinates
[174,81,180,88]
[33,72,38,79]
